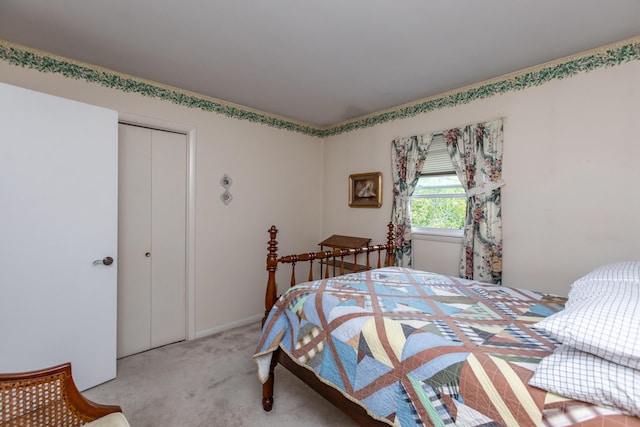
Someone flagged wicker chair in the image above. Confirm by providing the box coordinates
[0,363,122,427]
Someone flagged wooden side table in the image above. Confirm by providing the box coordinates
[319,235,372,277]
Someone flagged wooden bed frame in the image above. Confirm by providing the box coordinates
[261,223,395,426]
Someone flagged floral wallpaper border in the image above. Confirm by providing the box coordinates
[0,41,324,138]
[1,36,639,138]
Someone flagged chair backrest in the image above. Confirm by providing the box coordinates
[0,363,122,427]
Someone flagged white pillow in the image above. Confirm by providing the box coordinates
[534,291,640,369]
[529,345,640,416]
[568,261,640,303]
[577,261,640,283]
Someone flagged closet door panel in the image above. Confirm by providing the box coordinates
[117,124,152,358]
[150,129,187,347]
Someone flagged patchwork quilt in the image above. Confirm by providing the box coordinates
[254,267,635,426]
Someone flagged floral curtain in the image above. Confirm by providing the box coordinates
[390,134,432,267]
[443,119,504,284]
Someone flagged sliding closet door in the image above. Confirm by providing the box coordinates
[150,129,187,348]
[118,125,152,357]
[117,124,187,358]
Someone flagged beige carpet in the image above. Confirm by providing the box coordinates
[83,322,357,427]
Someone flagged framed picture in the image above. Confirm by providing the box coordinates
[349,172,382,208]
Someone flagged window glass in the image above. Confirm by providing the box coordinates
[410,134,466,233]
[411,174,466,231]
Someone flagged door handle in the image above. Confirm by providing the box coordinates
[93,257,114,266]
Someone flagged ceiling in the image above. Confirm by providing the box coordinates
[0,1,639,128]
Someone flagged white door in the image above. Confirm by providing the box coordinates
[117,123,186,358]
[0,83,118,391]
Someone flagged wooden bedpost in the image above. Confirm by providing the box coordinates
[386,222,395,267]
[263,225,279,411]
[264,225,279,327]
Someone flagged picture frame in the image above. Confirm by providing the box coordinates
[349,172,382,208]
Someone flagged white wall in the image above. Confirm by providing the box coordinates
[0,61,323,337]
[2,45,639,323]
[323,61,640,296]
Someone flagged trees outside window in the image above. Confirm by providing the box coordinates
[411,174,465,232]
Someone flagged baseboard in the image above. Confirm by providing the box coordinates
[194,314,263,339]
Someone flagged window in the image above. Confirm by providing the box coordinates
[411,134,466,234]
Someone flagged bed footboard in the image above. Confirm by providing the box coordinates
[263,222,395,326]
[261,223,395,415]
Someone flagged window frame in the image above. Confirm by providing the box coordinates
[410,133,466,239]
[411,173,466,238]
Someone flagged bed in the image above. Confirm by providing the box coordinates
[254,224,640,426]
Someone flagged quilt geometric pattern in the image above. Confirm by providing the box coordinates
[254,267,635,426]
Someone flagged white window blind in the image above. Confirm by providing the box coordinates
[422,133,455,176]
